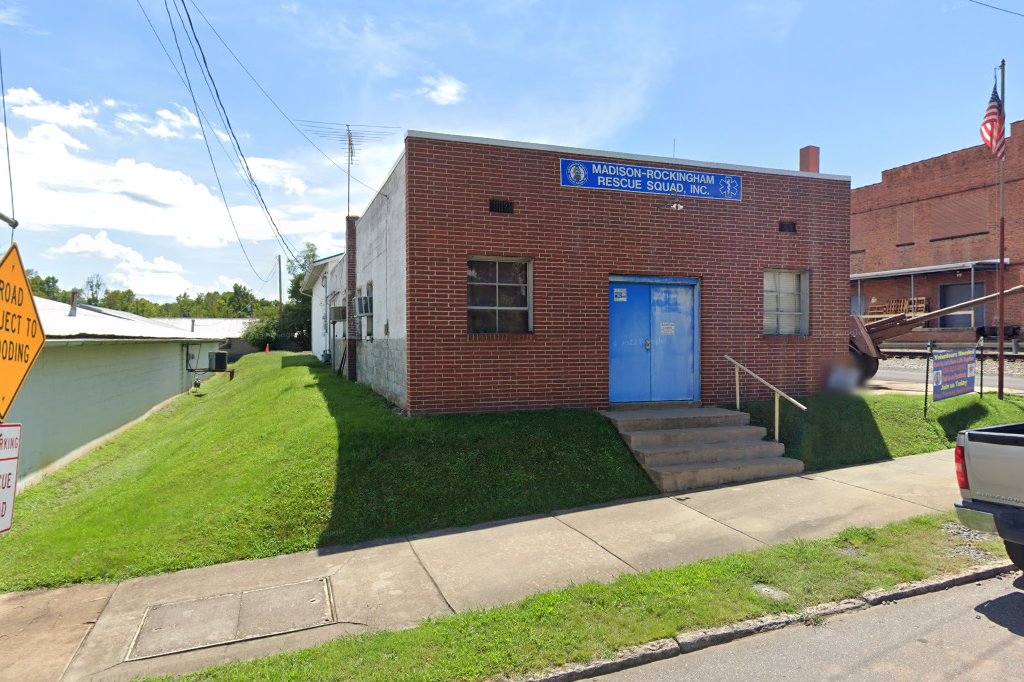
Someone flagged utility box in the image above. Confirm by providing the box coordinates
[209,350,228,372]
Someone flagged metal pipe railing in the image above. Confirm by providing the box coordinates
[724,355,807,441]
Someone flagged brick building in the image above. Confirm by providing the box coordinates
[340,132,850,414]
[851,121,1024,344]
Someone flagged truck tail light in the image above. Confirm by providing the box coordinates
[955,445,969,490]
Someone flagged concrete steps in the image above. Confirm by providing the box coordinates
[603,405,803,493]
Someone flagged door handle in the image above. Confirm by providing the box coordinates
[645,339,651,350]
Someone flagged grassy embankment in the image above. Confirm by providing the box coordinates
[746,391,1024,470]
[172,513,1003,682]
[0,352,654,592]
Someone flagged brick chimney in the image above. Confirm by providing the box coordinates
[799,145,820,173]
[345,215,359,381]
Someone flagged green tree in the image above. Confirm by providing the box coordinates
[241,314,279,349]
[84,274,106,305]
[26,269,68,302]
[279,242,317,350]
[226,283,258,317]
[100,289,136,311]
[173,292,194,317]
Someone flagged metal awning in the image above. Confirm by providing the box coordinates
[851,258,1009,282]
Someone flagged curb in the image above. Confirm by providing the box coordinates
[520,561,1016,682]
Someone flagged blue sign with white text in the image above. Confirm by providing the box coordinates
[560,158,742,202]
[932,349,976,402]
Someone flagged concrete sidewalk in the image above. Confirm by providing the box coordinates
[0,451,959,681]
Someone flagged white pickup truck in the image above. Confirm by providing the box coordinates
[954,424,1024,570]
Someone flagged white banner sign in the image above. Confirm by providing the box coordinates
[0,423,21,534]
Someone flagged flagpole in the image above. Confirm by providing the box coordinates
[998,58,1006,400]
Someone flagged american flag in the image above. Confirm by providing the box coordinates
[981,84,1007,160]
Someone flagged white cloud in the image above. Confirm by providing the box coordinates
[215,275,249,289]
[281,2,300,14]
[418,73,467,105]
[114,104,200,139]
[248,157,308,196]
[0,6,24,26]
[49,230,200,298]
[49,230,142,261]
[3,115,366,250]
[737,1,802,41]
[6,87,98,128]
[107,267,202,298]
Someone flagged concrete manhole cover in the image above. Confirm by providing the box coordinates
[127,577,335,661]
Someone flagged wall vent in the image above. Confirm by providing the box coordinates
[778,221,797,233]
[489,199,515,214]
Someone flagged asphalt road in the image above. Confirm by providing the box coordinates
[596,573,1024,681]
[873,366,1024,392]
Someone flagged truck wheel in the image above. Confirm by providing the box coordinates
[1004,541,1024,571]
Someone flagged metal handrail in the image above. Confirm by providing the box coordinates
[724,355,807,442]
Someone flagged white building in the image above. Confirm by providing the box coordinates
[8,298,222,487]
[301,252,345,370]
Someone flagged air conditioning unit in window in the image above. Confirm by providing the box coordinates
[355,296,373,316]
[330,306,346,322]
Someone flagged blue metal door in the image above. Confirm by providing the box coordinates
[609,283,651,403]
[650,285,696,401]
[609,281,697,403]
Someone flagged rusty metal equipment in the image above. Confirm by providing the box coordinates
[850,284,1024,382]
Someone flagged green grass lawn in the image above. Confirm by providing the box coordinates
[0,352,654,592]
[171,514,1002,682]
[746,391,1024,470]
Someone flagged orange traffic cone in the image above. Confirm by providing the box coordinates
[265,344,270,353]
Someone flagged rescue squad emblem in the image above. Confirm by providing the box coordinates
[565,162,588,186]
[718,177,740,199]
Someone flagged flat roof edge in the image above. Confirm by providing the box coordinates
[851,258,1009,281]
[406,130,851,182]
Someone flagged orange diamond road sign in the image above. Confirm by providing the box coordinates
[0,243,45,423]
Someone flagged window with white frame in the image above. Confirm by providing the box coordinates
[763,270,809,335]
[467,258,532,334]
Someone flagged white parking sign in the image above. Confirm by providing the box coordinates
[0,423,21,534]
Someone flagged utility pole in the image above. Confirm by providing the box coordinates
[277,253,283,337]
[998,59,1007,400]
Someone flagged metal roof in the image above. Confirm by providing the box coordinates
[406,130,851,182]
[851,258,1009,281]
[37,298,223,341]
[159,318,255,338]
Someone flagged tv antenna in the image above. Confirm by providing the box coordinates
[296,121,399,216]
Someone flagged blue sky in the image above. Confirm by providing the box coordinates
[0,0,1019,301]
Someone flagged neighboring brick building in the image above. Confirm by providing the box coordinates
[851,121,1024,344]
[341,131,850,414]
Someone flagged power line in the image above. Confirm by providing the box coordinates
[185,0,390,202]
[172,0,300,262]
[151,0,272,282]
[0,47,15,245]
[131,1,279,232]
[967,0,1024,19]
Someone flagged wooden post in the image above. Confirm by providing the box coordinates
[735,366,740,410]
[774,392,780,442]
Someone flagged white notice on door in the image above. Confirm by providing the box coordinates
[0,423,21,534]
[613,288,627,302]
[660,323,676,336]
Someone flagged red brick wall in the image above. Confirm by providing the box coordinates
[851,121,1024,277]
[404,136,850,414]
